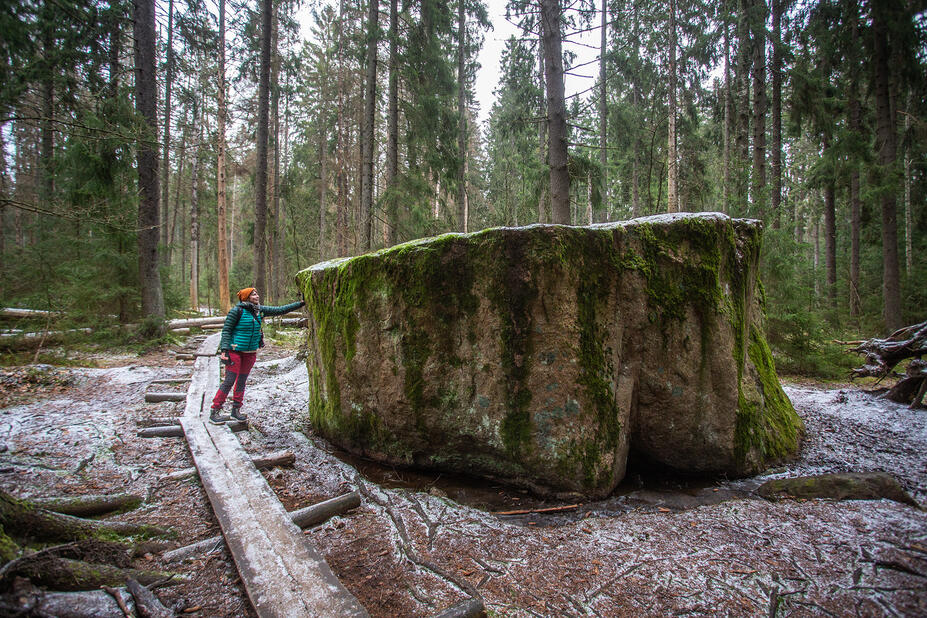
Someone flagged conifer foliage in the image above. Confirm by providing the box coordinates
[0,0,923,366]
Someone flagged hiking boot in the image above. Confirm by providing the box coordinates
[209,408,231,424]
[230,406,248,422]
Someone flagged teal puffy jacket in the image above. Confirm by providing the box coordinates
[219,301,304,352]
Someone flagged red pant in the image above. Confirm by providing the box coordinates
[211,351,257,409]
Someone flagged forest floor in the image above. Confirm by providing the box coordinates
[1,334,925,617]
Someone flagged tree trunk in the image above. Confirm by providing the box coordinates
[217,0,229,313]
[133,0,165,319]
[457,0,469,233]
[189,97,200,311]
[170,105,187,263]
[667,0,678,213]
[160,0,174,261]
[631,1,641,217]
[903,92,912,275]
[722,20,731,215]
[598,0,607,220]
[751,0,767,216]
[360,0,378,251]
[537,32,547,224]
[254,0,272,292]
[770,0,781,227]
[848,0,861,317]
[268,4,282,301]
[336,0,348,257]
[386,0,398,245]
[319,129,328,257]
[736,0,751,214]
[540,0,570,224]
[823,159,836,309]
[40,1,55,204]
[872,4,902,331]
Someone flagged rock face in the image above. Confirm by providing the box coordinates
[296,213,803,499]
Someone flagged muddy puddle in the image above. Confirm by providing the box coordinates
[332,447,763,527]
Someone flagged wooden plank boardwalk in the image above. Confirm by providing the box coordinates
[179,333,367,617]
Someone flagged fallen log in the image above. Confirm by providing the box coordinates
[166,316,225,329]
[126,578,173,618]
[431,597,485,618]
[0,490,172,542]
[31,493,143,518]
[0,307,61,319]
[757,472,919,507]
[0,588,137,618]
[158,450,295,483]
[163,491,361,562]
[144,392,186,403]
[137,421,247,438]
[149,377,191,385]
[8,556,184,591]
[135,417,182,428]
[0,328,94,351]
[850,321,927,405]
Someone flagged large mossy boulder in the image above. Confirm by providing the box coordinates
[296,213,803,499]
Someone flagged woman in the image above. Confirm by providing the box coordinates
[209,287,305,424]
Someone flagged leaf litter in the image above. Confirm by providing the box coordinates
[1,338,925,616]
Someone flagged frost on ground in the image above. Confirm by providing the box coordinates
[1,342,925,617]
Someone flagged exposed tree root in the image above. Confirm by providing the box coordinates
[850,321,927,406]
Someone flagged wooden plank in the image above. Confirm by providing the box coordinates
[162,491,361,563]
[178,332,367,617]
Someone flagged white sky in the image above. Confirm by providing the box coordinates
[296,0,599,129]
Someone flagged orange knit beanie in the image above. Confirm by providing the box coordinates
[237,287,256,302]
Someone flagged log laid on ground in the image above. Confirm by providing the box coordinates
[166,316,225,329]
[137,421,247,438]
[31,493,143,518]
[144,392,186,403]
[431,597,485,618]
[0,307,62,319]
[0,490,171,542]
[0,328,94,350]
[149,377,191,385]
[162,491,361,563]
[136,416,183,428]
[9,556,184,591]
[201,323,223,330]
[158,450,295,483]
[168,327,191,334]
[757,472,919,507]
[126,578,173,618]
[0,588,137,618]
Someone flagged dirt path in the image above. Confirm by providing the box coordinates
[1,338,925,616]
